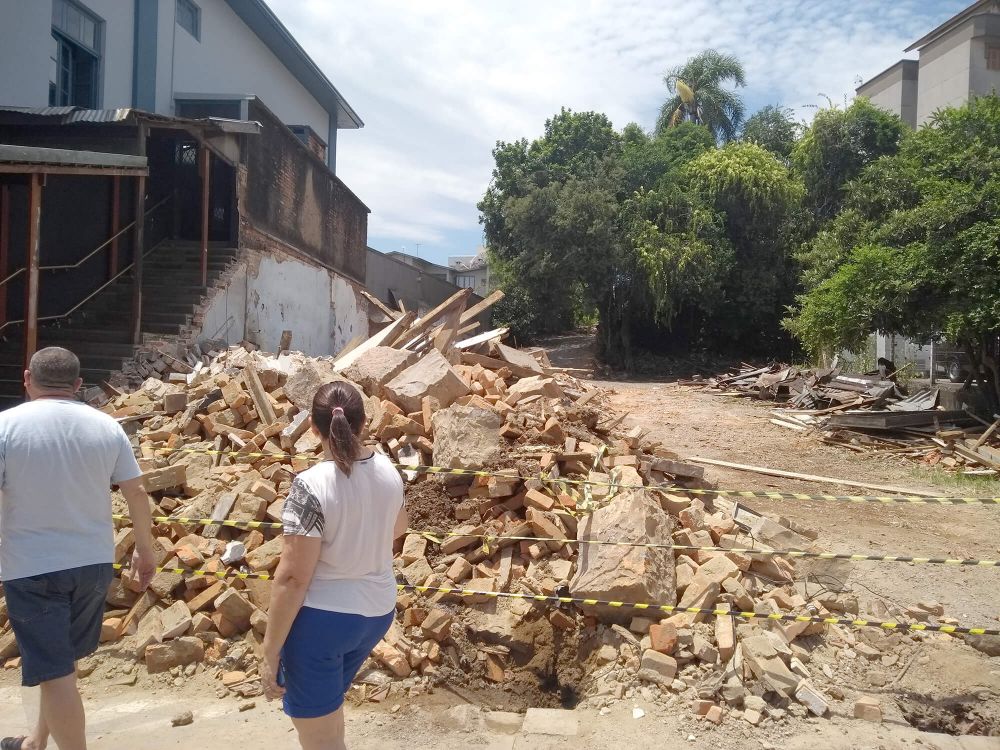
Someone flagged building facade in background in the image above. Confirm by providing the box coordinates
[448,250,491,294]
[0,0,360,172]
[857,0,1000,128]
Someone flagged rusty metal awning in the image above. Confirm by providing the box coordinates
[0,144,149,176]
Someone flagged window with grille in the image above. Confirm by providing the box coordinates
[456,275,476,289]
[177,0,201,40]
[49,0,101,108]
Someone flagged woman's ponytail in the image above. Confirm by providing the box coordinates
[311,382,365,475]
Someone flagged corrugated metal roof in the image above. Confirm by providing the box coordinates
[0,105,134,122]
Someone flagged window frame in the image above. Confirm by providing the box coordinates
[456,275,476,289]
[176,0,201,41]
[49,0,103,108]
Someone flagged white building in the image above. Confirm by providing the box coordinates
[0,0,361,171]
[857,0,1000,128]
[449,250,491,294]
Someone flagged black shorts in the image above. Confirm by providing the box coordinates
[4,563,113,687]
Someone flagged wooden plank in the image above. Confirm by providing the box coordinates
[460,351,537,379]
[973,417,1000,447]
[333,311,416,372]
[243,363,276,426]
[203,492,238,539]
[456,327,510,350]
[683,456,940,496]
[397,287,472,349]
[433,306,462,353]
[459,289,505,325]
[771,418,808,432]
[954,443,1000,470]
[360,289,402,320]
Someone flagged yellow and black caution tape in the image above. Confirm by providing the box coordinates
[109,564,1000,636]
[111,515,1000,567]
[400,584,1000,636]
[115,513,284,530]
[143,446,1000,506]
[112,562,273,581]
[415,530,1000,567]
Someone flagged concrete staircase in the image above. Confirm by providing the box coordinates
[0,240,240,408]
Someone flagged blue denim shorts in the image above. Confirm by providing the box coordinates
[280,606,394,719]
[4,563,113,687]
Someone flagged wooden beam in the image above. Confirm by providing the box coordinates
[0,184,9,326]
[455,327,509,350]
[360,289,401,320]
[109,175,120,279]
[397,287,472,349]
[432,307,462,353]
[131,125,148,345]
[24,173,43,369]
[243,363,276,426]
[459,289,504,325]
[460,351,539,379]
[199,146,211,287]
[333,311,416,372]
[973,417,1000,448]
[683,456,939,497]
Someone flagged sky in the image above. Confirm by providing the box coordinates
[269,0,967,267]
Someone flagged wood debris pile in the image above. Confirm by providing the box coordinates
[685,364,1000,475]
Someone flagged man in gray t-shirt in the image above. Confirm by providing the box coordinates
[0,348,156,750]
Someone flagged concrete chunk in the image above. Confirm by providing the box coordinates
[342,346,419,397]
[569,489,675,623]
[432,404,502,471]
[384,349,470,413]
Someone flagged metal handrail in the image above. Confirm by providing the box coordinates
[0,196,172,334]
[39,195,172,273]
[0,195,171,289]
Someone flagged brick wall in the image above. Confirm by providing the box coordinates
[240,98,368,282]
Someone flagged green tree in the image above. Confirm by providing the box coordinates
[791,98,906,225]
[741,105,800,160]
[656,50,747,142]
[786,95,1000,410]
[479,109,621,341]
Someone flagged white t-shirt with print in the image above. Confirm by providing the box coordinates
[283,453,404,617]
[0,399,142,581]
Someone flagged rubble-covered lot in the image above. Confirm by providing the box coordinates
[0,324,998,742]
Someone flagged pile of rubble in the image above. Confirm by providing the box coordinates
[0,291,961,726]
[685,363,1000,475]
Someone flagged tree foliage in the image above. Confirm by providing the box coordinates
[791,98,906,226]
[741,105,800,160]
[657,50,747,143]
[786,95,1000,409]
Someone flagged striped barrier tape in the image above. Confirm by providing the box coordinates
[141,446,1000,506]
[111,515,1000,567]
[109,564,1000,635]
[398,584,1000,636]
[414,530,1000,567]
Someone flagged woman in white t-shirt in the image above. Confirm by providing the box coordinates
[261,381,407,750]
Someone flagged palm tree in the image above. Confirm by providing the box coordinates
[657,50,747,142]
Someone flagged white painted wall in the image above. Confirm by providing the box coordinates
[331,274,366,352]
[197,253,366,356]
[84,0,134,107]
[199,263,248,347]
[170,0,329,137]
[0,0,54,107]
[917,36,974,125]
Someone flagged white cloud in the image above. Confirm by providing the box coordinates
[269,0,966,263]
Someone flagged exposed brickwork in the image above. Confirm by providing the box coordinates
[240,99,368,283]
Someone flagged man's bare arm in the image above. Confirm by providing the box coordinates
[118,476,157,589]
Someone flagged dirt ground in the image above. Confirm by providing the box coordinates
[1,332,998,748]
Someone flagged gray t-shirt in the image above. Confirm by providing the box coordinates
[0,398,142,581]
